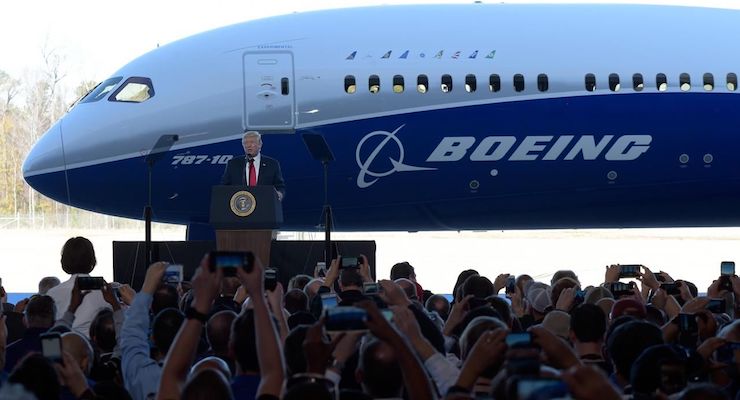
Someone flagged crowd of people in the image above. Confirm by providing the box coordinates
[0,236,738,400]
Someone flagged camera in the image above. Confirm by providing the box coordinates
[264,268,278,291]
[325,306,368,332]
[40,332,64,364]
[77,276,105,291]
[341,256,360,269]
[619,264,641,279]
[163,264,183,284]
[208,251,254,276]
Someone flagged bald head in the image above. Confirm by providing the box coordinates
[394,278,417,301]
[207,310,237,355]
[191,356,232,381]
[61,332,94,375]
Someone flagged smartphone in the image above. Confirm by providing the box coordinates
[321,293,338,310]
[505,276,516,294]
[506,332,533,347]
[515,378,566,400]
[619,264,641,279]
[77,276,105,290]
[716,341,740,364]
[721,261,735,276]
[706,298,726,314]
[609,282,634,297]
[209,251,253,276]
[264,268,278,291]
[363,282,381,295]
[325,306,368,332]
[574,289,586,304]
[660,282,681,296]
[678,313,698,333]
[656,273,666,282]
[40,332,64,364]
[341,257,360,269]
[163,264,183,284]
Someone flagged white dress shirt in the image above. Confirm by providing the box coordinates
[46,274,112,337]
[244,153,261,185]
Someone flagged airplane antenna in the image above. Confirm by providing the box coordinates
[301,133,335,264]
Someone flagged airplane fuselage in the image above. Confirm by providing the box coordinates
[22,4,740,232]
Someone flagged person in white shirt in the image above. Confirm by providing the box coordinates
[46,237,111,337]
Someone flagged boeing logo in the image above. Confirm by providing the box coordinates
[356,129,652,188]
[355,125,436,188]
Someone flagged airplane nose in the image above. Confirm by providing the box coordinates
[22,121,69,204]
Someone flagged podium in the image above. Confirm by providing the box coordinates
[209,185,283,265]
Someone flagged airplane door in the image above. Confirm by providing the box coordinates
[243,52,295,131]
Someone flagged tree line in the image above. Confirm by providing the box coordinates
[0,46,130,228]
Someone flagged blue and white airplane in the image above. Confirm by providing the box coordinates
[22,4,740,238]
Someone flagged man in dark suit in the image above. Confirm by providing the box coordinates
[221,131,285,200]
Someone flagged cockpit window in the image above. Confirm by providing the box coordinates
[81,77,123,103]
[109,77,155,103]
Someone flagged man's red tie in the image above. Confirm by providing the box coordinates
[248,159,256,187]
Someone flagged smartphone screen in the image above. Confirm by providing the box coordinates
[321,293,338,310]
[341,257,359,269]
[619,264,641,278]
[363,282,380,295]
[164,264,183,284]
[706,298,726,314]
[325,306,368,332]
[516,378,565,400]
[264,268,278,291]
[40,333,63,364]
[209,251,253,276]
[506,332,532,347]
[77,276,105,290]
[721,261,735,276]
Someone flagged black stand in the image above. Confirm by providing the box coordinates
[143,134,179,265]
[302,134,335,263]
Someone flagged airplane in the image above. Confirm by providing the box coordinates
[22,3,740,239]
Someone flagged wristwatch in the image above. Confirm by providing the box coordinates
[331,358,345,371]
[185,306,209,323]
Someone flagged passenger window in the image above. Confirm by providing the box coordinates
[344,76,356,94]
[680,73,691,91]
[703,73,714,91]
[585,74,596,92]
[513,74,525,92]
[657,73,668,92]
[537,74,548,92]
[632,74,644,91]
[369,75,380,93]
[109,77,154,103]
[465,74,477,93]
[609,74,620,92]
[82,77,123,103]
[417,75,429,93]
[727,73,737,91]
[393,75,405,93]
[489,74,501,92]
[441,74,453,93]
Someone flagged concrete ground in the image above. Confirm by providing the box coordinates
[2,227,739,296]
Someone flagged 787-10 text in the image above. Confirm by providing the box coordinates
[171,155,233,165]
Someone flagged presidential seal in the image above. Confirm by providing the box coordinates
[229,191,256,217]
